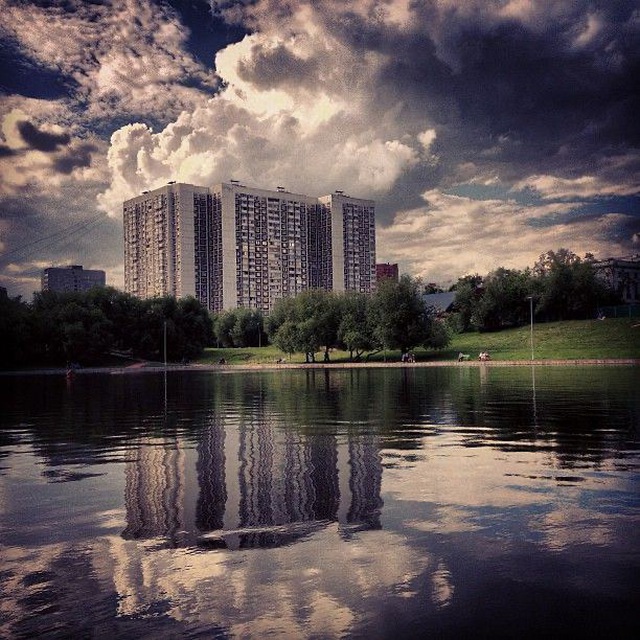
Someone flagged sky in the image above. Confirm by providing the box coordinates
[1,0,639,299]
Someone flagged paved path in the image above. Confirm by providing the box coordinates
[2,358,638,376]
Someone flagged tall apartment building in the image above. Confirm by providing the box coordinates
[41,265,106,293]
[123,182,376,313]
[318,191,376,294]
[123,183,211,304]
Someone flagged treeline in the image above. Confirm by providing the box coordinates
[449,249,620,332]
[0,287,213,369]
[0,247,619,369]
[213,276,449,362]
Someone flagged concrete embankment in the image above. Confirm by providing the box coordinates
[2,358,638,376]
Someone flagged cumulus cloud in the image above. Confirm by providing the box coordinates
[376,189,636,285]
[0,0,219,125]
[95,0,639,281]
[2,0,639,297]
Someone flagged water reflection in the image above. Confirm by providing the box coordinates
[0,366,638,638]
[121,411,383,549]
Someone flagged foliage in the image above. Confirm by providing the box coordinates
[197,318,640,364]
[267,289,341,362]
[471,267,534,331]
[265,278,449,361]
[0,287,214,369]
[213,307,264,348]
[369,275,449,353]
[451,249,621,332]
[337,292,375,360]
[532,249,618,321]
[449,274,483,332]
[0,290,39,368]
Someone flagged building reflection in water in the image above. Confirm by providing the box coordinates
[121,411,383,549]
[122,440,185,542]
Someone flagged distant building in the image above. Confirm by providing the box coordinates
[593,255,640,304]
[376,262,398,283]
[41,265,106,293]
[123,182,376,313]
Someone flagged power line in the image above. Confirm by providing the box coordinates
[2,212,109,263]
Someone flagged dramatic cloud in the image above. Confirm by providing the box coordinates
[16,120,70,152]
[0,109,105,197]
[377,189,636,286]
[0,0,220,126]
[1,0,639,297]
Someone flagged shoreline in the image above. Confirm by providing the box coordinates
[2,358,638,376]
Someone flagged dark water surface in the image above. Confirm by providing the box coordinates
[1,366,638,639]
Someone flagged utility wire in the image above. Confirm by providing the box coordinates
[2,212,108,263]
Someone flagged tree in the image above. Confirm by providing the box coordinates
[30,290,114,365]
[337,292,375,360]
[213,310,236,347]
[297,290,341,362]
[369,275,448,354]
[266,290,341,361]
[450,274,483,332]
[534,249,618,321]
[0,290,37,368]
[471,267,534,331]
[86,287,145,353]
[231,308,264,347]
[175,296,214,359]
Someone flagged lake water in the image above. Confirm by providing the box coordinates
[1,366,638,639]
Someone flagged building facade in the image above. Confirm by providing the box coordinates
[41,265,106,293]
[376,262,399,283]
[593,255,640,304]
[318,191,376,295]
[123,182,376,313]
[123,183,211,304]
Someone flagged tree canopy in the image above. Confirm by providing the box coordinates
[451,248,620,332]
[0,287,214,369]
[265,277,449,361]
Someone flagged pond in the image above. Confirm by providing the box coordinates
[1,366,639,638]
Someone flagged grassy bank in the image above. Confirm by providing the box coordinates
[195,317,640,365]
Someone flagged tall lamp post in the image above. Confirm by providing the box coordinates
[527,296,534,361]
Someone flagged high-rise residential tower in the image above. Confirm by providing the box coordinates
[123,182,376,313]
[123,183,212,304]
[318,191,376,294]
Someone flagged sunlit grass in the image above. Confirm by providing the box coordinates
[195,318,640,365]
[438,318,640,361]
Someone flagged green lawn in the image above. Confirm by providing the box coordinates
[196,318,640,365]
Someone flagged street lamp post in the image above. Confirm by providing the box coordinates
[527,296,534,361]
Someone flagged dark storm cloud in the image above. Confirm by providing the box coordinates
[445,24,640,152]
[312,1,640,186]
[0,195,40,220]
[52,141,98,174]
[0,42,73,101]
[166,0,248,69]
[17,120,71,152]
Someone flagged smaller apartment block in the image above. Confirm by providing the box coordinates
[123,182,376,313]
[42,265,106,293]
